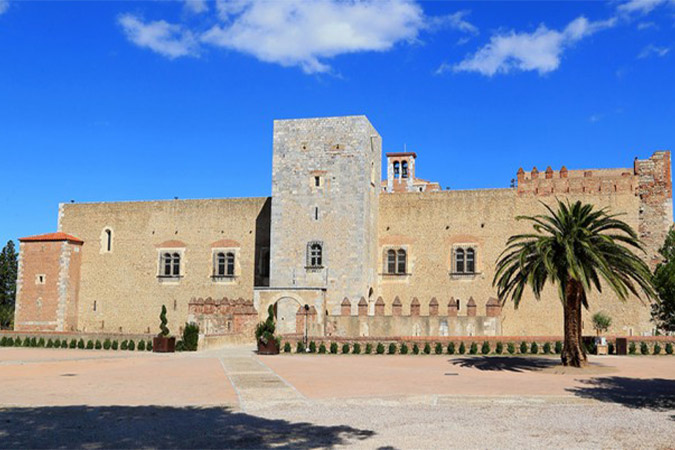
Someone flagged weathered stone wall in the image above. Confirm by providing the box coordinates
[58,197,270,334]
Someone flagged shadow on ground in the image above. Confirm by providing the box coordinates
[450,356,559,372]
[567,377,675,413]
[0,406,375,449]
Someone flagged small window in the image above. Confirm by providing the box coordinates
[385,248,407,274]
[314,176,321,187]
[397,249,407,274]
[307,242,323,268]
[455,248,465,273]
[105,229,112,252]
[226,252,235,276]
[402,161,409,178]
[216,252,226,276]
[466,248,475,273]
[161,252,181,277]
[101,227,113,253]
[387,250,396,274]
[314,207,319,221]
[393,161,400,178]
[35,274,46,285]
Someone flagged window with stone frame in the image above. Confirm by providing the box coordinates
[160,252,181,278]
[385,248,407,274]
[307,241,323,268]
[453,246,477,274]
[214,251,236,277]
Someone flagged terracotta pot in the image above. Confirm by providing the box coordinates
[153,336,176,353]
[257,339,279,355]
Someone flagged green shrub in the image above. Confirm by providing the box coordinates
[38,338,45,347]
[653,343,662,355]
[640,342,649,355]
[158,304,170,337]
[146,340,152,351]
[435,342,443,355]
[69,339,77,349]
[520,341,528,354]
[530,342,539,354]
[666,343,673,355]
[0,336,6,346]
[469,342,478,355]
[400,343,409,354]
[495,342,503,354]
[128,340,135,351]
[507,342,515,354]
[46,339,53,348]
[388,343,396,354]
[296,341,305,353]
[103,339,111,350]
[583,340,596,355]
[175,340,184,352]
[412,343,420,355]
[309,341,316,353]
[342,343,350,354]
[481,341,490,355]
[30,337,37,347]
[121,340,128,350]
[77,339,85,349]
[137,340,145,351]
[458,342,466,354]
[376,343,385,354]
[629,342,636,354]
[283,342,291,353]
[95,340,102,350]
[86,340,94,350]
[182,322,199,351]
[365,343,372,354]
[53,339,60,348]
[353,343,361,354]
[447,342,455,354]
[318,343,326,354]
[608,342,614,354]
[543,342,551,354]
[330,342,338,354]
[555,341,563,354]
[61,339,67,348]
[423,343,431,354]
[23,337,30,347]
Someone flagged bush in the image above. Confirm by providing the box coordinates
[77,339,85,349]
[128,340,135,351]
[608,342,614,355]
[182,322,199,351]
[423,343,431,355]
[629,342,636,354]
[30,337,37,347]
[24,337,31,347]
[158,304,170,337]
[318,343,326,354]
[0,336,6,346]
[530,342,538,354]
[458,342,466,354]
[520,341,528,354]
[137,340,145,351]
[400,343,409,354]
[95,340,102,350]
[38,337,45,347]
[61,340,67,348]
[412,343,420,355]
[388,343,396,355]
[353,343,361,354]
[69,339,77,349]
[640,342,649,355]
[296,341,305,353]
[653,343,662,355]
[146,340,152,351]
[583,340,596,355]
[342,343,350,354]
[481,341,490,355]
[111,340,119,350]
[543,342,551,354]
[6,337,14,346]
[495,342,503,354]
[469,342,478,355]
[330,342,338,354]
[86,340,94,350]
[309,341,316,353]
[365,343,372,354]
[447,342,455,355]
[46,339,53,348]
[666,343,673,355]
[555,341,563,354]
[283,342,291,353]
[175,340,184,352]
[121,340,128,351]
[435,342,443,355]
[54,339,60,348]
[376,343,385,354]
[13,337,21,347]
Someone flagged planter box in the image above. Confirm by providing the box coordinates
[153,336,176,353]
[257,339,279,355]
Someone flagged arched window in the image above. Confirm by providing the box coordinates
[216,252,226,276]
[466,248,475,273]
[161,253,180,277]
[402,161,408,178]
[387,250,396,274]
[455,248,465,273]
[226,252,235,276]
[393,161,400,178]
[105,229,112,252]
[172,253,181,276]
[307,242,323,267]
[163,253,172,276]
[397,249,407,274]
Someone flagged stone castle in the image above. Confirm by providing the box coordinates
[14,116,672,341]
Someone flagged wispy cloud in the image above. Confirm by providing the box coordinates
[637,21,657,29]
[118,14,199,59]
[0,0,9,15]
[184,0,208,14]
[445,16,616,76]
[428,11,478,35]
[617,0,675,15]
[638,43,670,58]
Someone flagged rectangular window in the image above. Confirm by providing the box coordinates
[314,176,321,187]
[314,207,319,220]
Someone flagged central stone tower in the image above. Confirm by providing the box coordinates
[258,116,381,334]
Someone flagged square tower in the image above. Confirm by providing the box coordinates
[269,116,381,315]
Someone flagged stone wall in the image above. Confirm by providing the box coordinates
[187,296,258,338]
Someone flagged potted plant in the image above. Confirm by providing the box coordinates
[256,305,280,355]
[592,311,612,355]
[153,305,176,353]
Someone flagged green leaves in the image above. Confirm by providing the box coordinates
[0,240,18,328]
[652,226,675,333]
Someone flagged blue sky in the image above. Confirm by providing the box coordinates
[0,0,673,246]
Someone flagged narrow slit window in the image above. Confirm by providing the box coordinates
[105,229,112,252]
[314,176,321,187]
[314,207,319,221]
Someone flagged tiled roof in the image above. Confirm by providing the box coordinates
[19,232,84,244]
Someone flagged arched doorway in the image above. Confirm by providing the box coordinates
[275,296,301,335]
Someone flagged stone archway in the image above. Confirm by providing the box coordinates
[275,296,302,335]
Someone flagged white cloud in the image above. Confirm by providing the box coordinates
[0,0,9,15]
[118,14,199,59]
[617,0,675,15]
[638,44,670,58]
[428,11,478,35]
[637,21,657,29]
[201,0,427,73]
[447,16,616,76]
[184,0,208,14]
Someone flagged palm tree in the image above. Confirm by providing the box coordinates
[493,200,655,367]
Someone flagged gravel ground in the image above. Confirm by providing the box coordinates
[1,397,673,449]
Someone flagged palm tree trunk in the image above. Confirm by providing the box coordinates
[561,278,587,367]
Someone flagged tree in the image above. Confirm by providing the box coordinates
[494,200,655,367]
[651,226,675,333]
[591,312,612,336]
[0,240,18,329]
